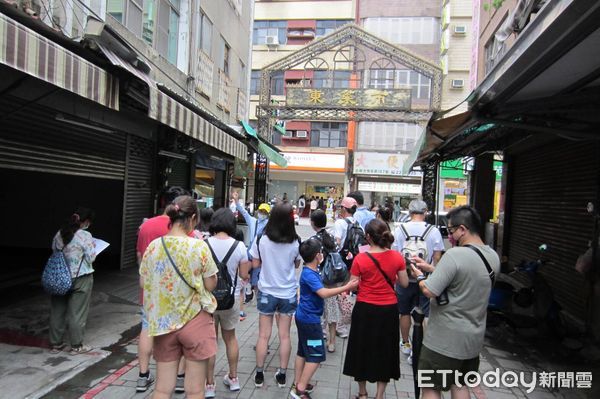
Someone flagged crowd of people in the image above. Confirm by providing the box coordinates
[47,187,500,399]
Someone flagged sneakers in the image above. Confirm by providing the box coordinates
[290,387,313,399]
[205,383,216,398]
[223,374,241,391]
[244,287,254,304]
[70,344,92,355]
[136,373,155,392]
[291,382,314,393]
[400,339,412,355]
[407,353,413,365]
[275,371,287,388]
[336,331,348,338]
[254,371,265,387]
[240,311,247,321]
[175,376,184,393]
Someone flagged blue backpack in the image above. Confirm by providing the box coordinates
[41,251,75,295]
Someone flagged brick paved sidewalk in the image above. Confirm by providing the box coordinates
[69,300,583,399]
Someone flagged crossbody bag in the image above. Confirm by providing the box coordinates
[366,252,395,293]
[464,244,496,286]
[161,237,195,290]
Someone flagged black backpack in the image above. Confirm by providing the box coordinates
[206,240,240,311]
[340,219,367,268]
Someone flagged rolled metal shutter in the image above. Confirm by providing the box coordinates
[121,134,155,269]
[507,140,599,322]
[167,158,190,188]
[0,96,126,179]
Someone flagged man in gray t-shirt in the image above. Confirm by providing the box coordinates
[410,206,500,398]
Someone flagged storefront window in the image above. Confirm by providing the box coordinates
[195,168,216,209]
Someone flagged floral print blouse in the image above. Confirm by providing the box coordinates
[52,230,96,278]
[140,236,218,337]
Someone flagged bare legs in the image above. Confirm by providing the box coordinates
[255,313,293,371]
[152,359,207,399]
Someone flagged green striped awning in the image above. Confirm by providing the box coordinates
[0,13,119,110]
[240,120,288,167]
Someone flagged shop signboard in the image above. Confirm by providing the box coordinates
[286,88,411,110]
[270,152,345,173]
[358,181,421,194]
[353,152,419,176]
[440,159,503,180]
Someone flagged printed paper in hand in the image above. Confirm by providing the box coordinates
[93,239,110,256]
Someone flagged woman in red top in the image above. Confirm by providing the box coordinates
[343,219,409,399]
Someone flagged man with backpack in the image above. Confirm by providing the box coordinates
[333,197,367,338]
[392,199,445,364]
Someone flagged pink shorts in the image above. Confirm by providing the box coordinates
[153,311,217,362]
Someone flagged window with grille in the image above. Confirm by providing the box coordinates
[363,17,440,45]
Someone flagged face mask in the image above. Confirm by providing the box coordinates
[448,234,457,247]
[258,213,267,221]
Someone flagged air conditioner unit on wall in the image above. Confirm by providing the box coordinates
[453,25,467,35]
[266,35,279,46]
[451,79,465,88]
[296,130,308,138]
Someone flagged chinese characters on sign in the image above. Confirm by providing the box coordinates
[287,88,411,109]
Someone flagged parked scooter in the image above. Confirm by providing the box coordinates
[487,244,564,336]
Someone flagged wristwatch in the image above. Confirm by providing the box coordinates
[416,275,427,282]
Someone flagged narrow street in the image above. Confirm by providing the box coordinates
[0,220,594,399]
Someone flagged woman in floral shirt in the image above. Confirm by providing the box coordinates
[140,195,218,399]
[50,207,97,355]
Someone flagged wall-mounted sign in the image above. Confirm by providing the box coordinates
[286,88,411,110]
[358,181,422,194]
[270,152,346,173]
[354,152,413,176]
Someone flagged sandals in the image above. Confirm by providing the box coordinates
[70,344,92,355]
[50,343,66,354]
[327,343,335,353]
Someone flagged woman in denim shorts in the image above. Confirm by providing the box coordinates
[249,203,302,389]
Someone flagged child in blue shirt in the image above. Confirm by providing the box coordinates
[292,239,358,399]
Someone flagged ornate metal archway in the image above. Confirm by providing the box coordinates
[255,23,443,207]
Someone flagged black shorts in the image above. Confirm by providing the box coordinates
[295,319,326,363]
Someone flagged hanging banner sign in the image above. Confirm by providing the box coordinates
[286,88,412,110]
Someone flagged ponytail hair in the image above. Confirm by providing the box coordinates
[60,207,95,246]
[165,195,198,229]
[365,219,395,249]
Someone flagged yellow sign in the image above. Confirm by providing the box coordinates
[308,89,324,104]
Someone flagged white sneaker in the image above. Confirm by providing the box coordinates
[205,383,216,398]
[400,339,412,355]
[407,353,413,365]
[223,374,241,391]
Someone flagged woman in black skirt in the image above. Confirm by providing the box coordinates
[343,219,409,399]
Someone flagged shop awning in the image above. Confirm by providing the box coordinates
[274,124,286,135]
[149,88,247,160]
[405,0,600,169]
[82,19,247,161]
[240,120,288,167]
[0,12,119,110]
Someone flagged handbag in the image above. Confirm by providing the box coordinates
[161,237,195,290]
[42,250,84,296]
[365,252,395,293]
